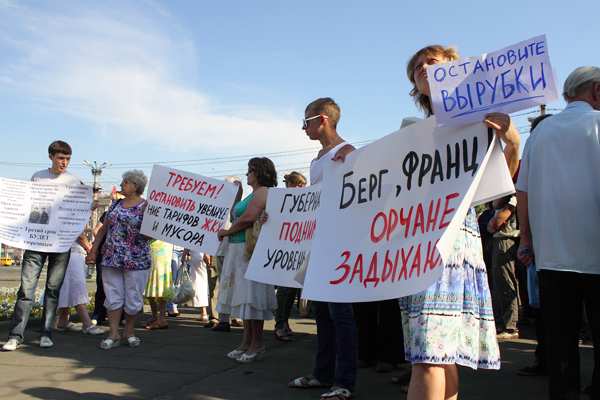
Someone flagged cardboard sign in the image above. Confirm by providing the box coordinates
[140,165,239,254]
[301,116,510,302]
[0,177,93,252]
[428,35,559,127]
[245,184,321,288]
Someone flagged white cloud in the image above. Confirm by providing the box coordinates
[0,0,310,156]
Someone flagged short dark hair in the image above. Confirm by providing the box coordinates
[249,157,278,188]
[48,141,72,156]
[530,114,553,132]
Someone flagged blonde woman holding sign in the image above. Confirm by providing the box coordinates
[395,46,521,399]
[216,157,278,363]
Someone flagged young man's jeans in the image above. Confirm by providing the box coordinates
[311,301,357,392]
[9,249,71,342]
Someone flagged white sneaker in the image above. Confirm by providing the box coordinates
[39,337,54,348]
[82,325,105,335]
[2,339,20,351]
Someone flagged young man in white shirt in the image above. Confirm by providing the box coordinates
[3,141,96,351]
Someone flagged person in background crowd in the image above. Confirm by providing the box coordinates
[488,193,521,340]
[397,45,520,399]
[86,169,151,350]
[167,245,184,318]
[273,171,307,342]
[182,248,210,321]
[517,66,600,400]
[217,157,278,363]
[3,140,98,351]
[515,113,553,378]
[205,254,220,327]
[143,240,174,330]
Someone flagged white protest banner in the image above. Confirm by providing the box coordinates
[471,133,515,206]
[140,165,239,254]
[0,177,93,252]
[428,35,559,127]
[301,116,511,302]
[245,184,321,288]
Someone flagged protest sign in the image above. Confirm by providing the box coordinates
[428,35,559,127]
[301,116,511,302]
[245,184,321,288]
[0,177,93,252]
[140,165,239,254]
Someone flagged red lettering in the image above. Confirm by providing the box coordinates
[408,243,422,278]
[412,203,425,237]
[387,209,398,241]
[364,252,380,288]
[424,240,441,273]
[398,246,412,281]
[167,172,177,186]
[382,249,399,283]
[439,193,460,229]
[400,206,413,239]
[349,253,364,284]
[371,212,386,243]
[426,198,441,232]
[330,251,352,285]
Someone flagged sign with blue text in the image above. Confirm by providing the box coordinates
[428,35,558,127]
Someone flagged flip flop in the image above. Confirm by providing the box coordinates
[146,321,168,330]
[289,375,332,389]
[284,327,293,336]
[100,337,120,350]
[142,317,157,328]
[320,388,353,399]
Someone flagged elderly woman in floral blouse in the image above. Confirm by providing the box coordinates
[87,169,151,349]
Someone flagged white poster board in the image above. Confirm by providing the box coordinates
[140,165,239,254]
[428,34,559,127]
[301,116,511,302]
[245,184,322,288]
[0,177,93,252]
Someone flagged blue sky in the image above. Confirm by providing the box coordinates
[1,0,598,193]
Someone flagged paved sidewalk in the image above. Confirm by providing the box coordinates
[0,307,594,400]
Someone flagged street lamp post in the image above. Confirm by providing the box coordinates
[83,160,111,240]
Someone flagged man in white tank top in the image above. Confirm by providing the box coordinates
[289,98,356,400]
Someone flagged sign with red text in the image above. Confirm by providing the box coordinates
[0,177,93,252]
[245,184,321,288]
[301,116,511,302]
[428,35,559,127]
[140,165,239,254]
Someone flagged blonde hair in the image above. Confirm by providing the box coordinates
[305,98,341,128]
[283,171,307,188]
[406,45,459,116]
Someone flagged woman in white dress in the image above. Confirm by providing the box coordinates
[55,240,104,335]
[217,157,278,363]
[182,249,209,321]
